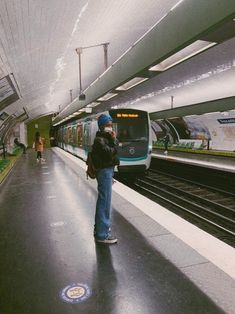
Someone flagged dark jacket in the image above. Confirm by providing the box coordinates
[91,131,119,169]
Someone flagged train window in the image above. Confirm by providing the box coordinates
[72,125,77,145]
[67,127,73,144]
[115,120,148,142]
[77,124,83,147]
[83,122,92,147]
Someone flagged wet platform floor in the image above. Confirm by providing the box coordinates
[0,149,232,314]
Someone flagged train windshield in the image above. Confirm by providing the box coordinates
[114,119,148,142]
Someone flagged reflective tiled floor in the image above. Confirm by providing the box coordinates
[0,149,225,313]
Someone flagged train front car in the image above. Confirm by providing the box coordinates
[109,109,152,174]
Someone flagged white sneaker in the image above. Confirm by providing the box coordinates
[95,236,118,244]
[164,151,168,155]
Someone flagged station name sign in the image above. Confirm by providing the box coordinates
[116,113,139,118]
[217,118,235,124]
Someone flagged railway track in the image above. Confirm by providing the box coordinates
[131,169,235,247]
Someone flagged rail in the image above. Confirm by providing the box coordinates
[122,168,235,247]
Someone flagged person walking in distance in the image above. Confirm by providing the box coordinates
[163,133,170,155]
[34,131,45,162]
[91,114,119,244]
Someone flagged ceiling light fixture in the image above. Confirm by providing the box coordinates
[116,77,149,91]
[149,40,216,72]
[98,92,118,101]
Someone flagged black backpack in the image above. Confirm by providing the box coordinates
[86,152,96,179]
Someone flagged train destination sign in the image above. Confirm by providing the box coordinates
[116,113,139,118]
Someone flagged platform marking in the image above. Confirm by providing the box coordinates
[42,166,48,169]
[47,195,56,199]
[50,221,65,227]
[60,283,91,304]
[42,172,50,175]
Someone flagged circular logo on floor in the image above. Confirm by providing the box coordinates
[60,283,91,304]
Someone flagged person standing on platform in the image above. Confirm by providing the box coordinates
[91,114,119,244]
[163,133,170,155]
[34,131,45,162]
[14,138,26,154]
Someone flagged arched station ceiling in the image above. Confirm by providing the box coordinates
[0,0,235,124]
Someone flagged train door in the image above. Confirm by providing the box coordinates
[77,123,83,148]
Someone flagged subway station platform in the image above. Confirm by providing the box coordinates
[152,150,235,173]
[0,148,235,314]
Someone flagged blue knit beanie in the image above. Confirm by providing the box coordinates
[98,114,112,130]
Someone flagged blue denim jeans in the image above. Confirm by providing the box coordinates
[95,167,114,240]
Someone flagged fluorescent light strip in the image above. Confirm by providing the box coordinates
[98,92,118,101]
[86,102,100,108]
[85,107,92,113]
[149,40,216,72]
[203,111,220,115]
[170,0,184,11]
[116,77,148,91]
